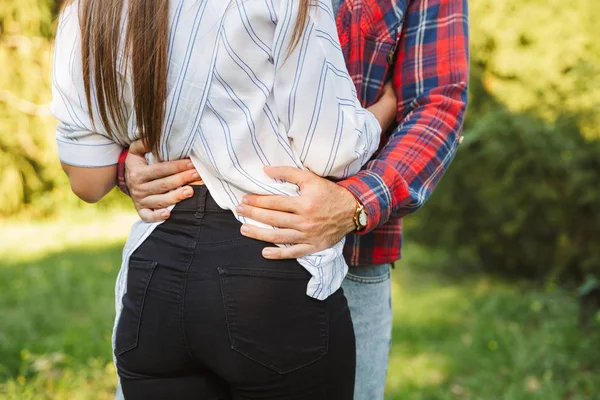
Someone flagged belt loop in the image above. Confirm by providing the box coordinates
[195,186,208,219]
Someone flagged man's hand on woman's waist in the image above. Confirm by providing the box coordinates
[237,166,358,260]
[237,81,398,259]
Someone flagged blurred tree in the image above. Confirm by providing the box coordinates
[0,0,125,216]
[470,0,599,138]
[0,0,59,215]
[410,0,600,308]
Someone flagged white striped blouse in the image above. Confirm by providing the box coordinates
[51,0,381,306]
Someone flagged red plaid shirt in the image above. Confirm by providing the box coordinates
[336,0,469,266]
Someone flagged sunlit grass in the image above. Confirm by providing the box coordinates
[0,209,137,263]
[1,213,599,399]
[386,252,600,400]
[2,357,117,400]
[0,211,134,399]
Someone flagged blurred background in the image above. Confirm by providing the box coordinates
[1,0,599,399]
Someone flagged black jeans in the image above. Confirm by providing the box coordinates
[115,186,356,399]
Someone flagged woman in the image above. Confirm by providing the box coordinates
[52,0,397,398]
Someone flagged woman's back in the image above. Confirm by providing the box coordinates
[53,0,381,299]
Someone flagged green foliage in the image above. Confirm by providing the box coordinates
[470,0,600,138]
[0,0,57,216]
[407,0,599,289]
[411,107,600,285]
[0,0,128,217]
[0,0,56,38]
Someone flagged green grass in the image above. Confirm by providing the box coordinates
[386,248,600,400]
[0,213,599,399]
[0,211,135,400]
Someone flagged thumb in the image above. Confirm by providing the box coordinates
[264,166,311,187]
[129,139,150,157]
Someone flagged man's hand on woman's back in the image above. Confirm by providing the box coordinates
[125,140,198,222]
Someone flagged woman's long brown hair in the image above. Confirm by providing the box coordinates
[76,0,311,158]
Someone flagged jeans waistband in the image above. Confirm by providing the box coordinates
[173,185,226,214]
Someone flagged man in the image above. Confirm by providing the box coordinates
[116,0,468,398]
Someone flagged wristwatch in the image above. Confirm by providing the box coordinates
[353,200,368,232]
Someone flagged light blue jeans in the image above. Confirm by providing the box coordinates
[115,264,393,400]
[342,263,393,400]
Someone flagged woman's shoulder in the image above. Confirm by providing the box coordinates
[56,0,82,37]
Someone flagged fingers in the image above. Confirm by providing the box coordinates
[261,244,315,260]
[136,169,198,198]
[263,166,312,187]
[241,194,300,214]
[142,159,197,183]
[135,186,194,210]
[124,148,150,171]
[240,224,304,245]
[137,208,171,223]
[236,203,303,228]
[129,139,150,156]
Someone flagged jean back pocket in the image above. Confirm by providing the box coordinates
[218,266,328,374]
[115,260,158,356]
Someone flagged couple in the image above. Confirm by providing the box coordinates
[53,0,468,398]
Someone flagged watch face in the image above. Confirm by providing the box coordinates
[358,209,368,227]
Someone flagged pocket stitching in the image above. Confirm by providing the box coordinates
[362,15,402,42]
[229,339,328,375]
[218,266,309,279]
[345,270,390,284]
[116,260,158,356]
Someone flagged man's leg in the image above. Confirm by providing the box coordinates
[116,383,124,400]
[342,264,393,400]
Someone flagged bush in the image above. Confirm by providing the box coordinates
[410,107,600,289]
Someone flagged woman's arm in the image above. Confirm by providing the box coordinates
[61,163,117,203]
[367,81,397,133]
[52,3,124,202]
[272,0,386,179]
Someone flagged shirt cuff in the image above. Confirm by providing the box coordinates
[56,137,122,167]
[338,168,407,233]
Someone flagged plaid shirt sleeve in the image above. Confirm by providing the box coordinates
[338,0,469,233]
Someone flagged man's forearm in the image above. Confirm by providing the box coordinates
[338,0,469,233]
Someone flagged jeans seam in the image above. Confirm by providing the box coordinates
[344,271,390,284]
[195,237,245,247]
[218,267,308,279]
[180,221,204,366]
[115,261,158,356]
